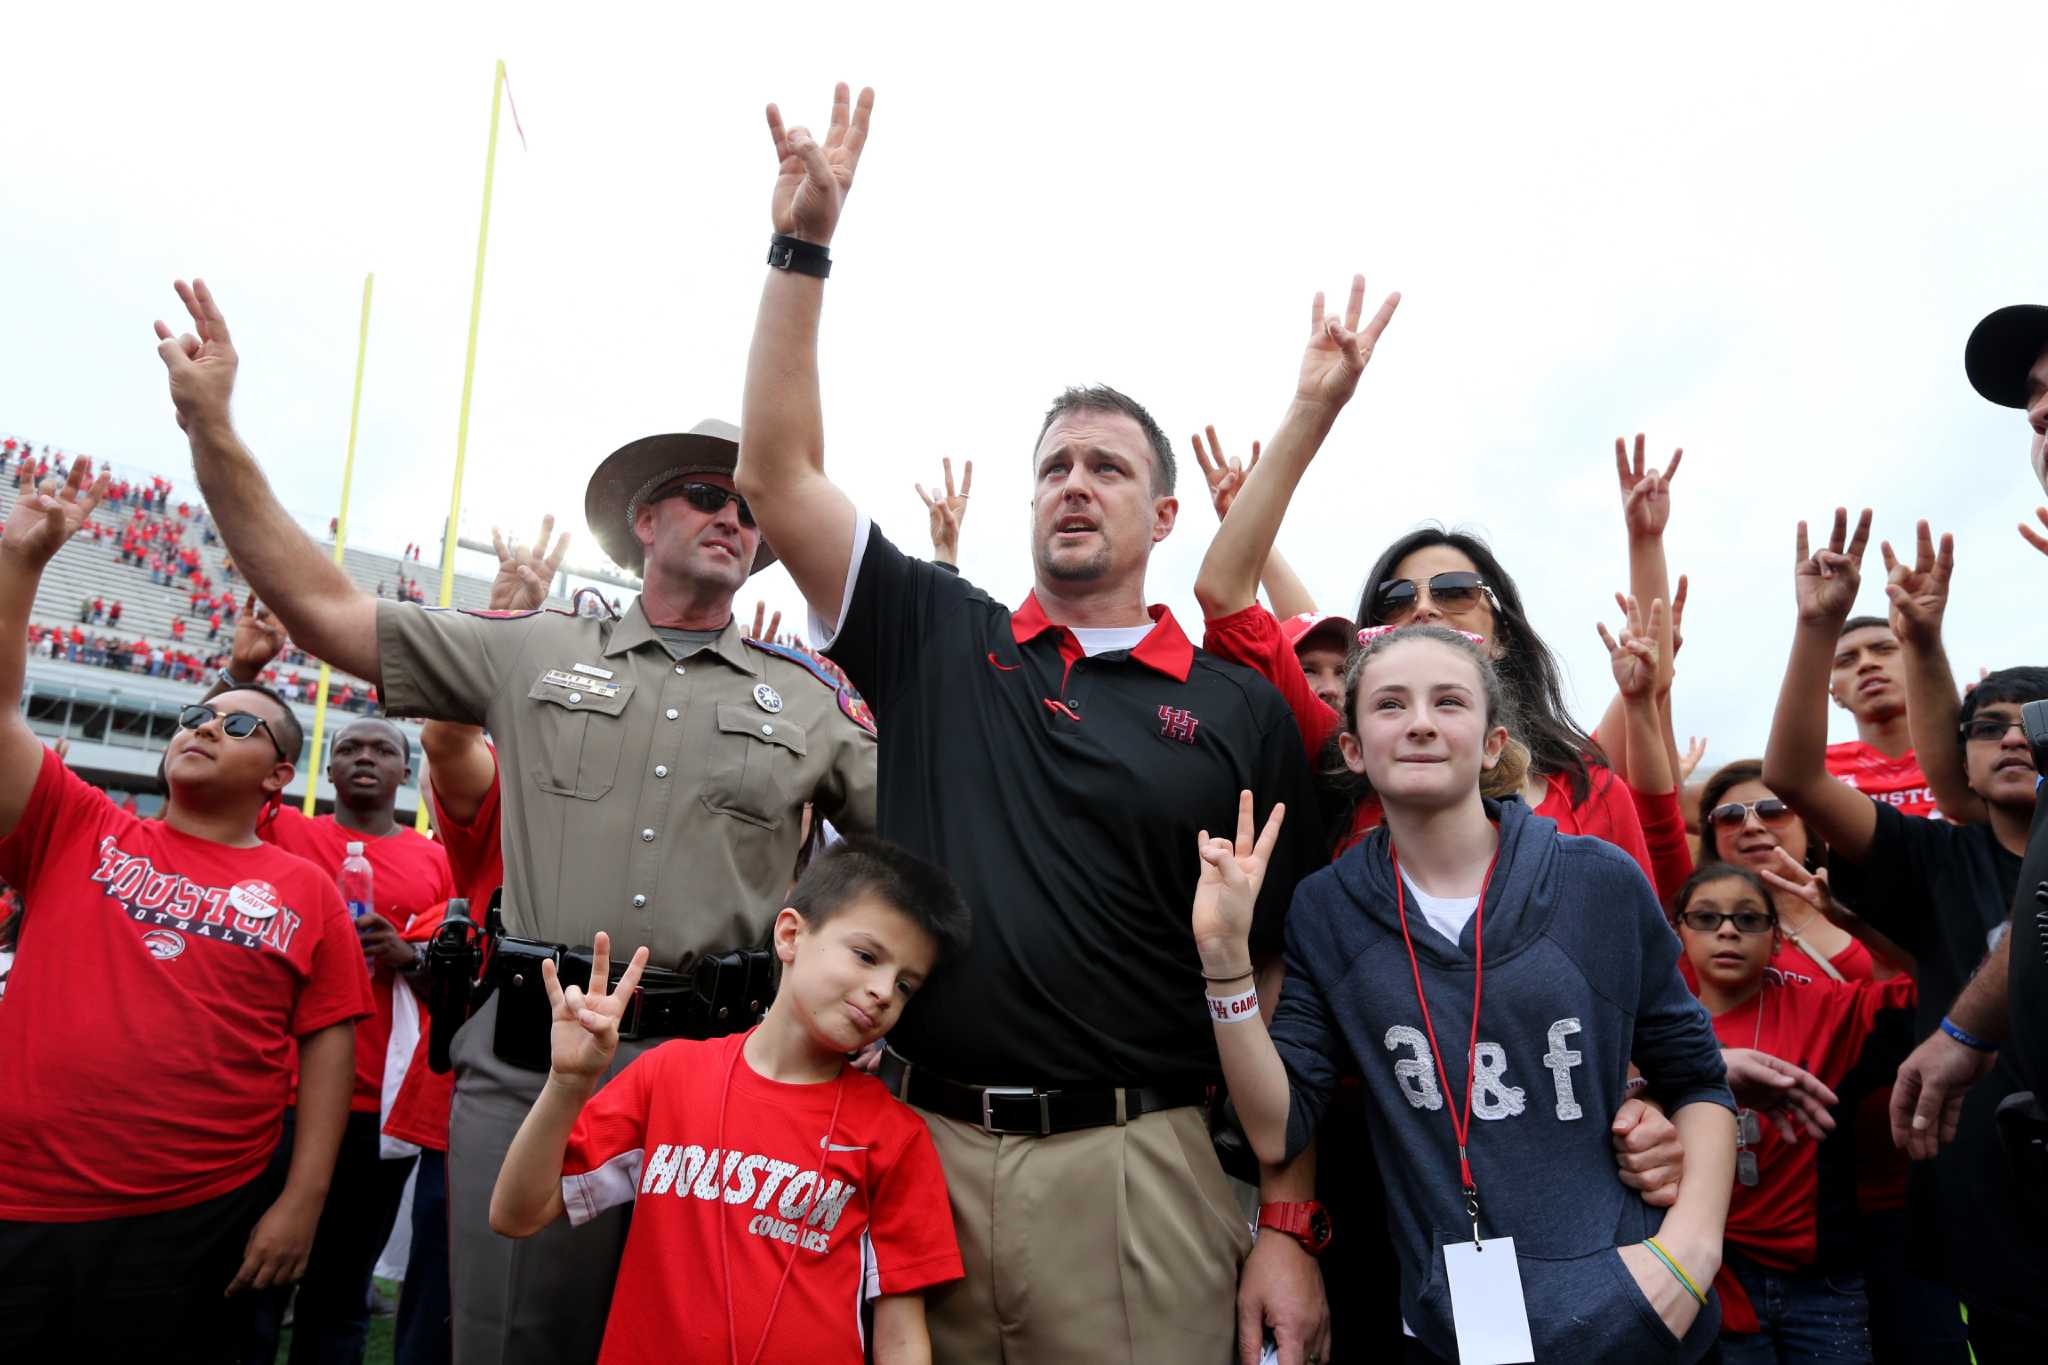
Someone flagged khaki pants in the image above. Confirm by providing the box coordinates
[445,992,651,1365]
[916,1102,1254,1364]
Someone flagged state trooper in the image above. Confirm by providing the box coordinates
[154,278,877,1365]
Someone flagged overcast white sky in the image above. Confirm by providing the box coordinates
[4,2,2044,765]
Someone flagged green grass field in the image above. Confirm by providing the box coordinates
[270,1278,400,1364]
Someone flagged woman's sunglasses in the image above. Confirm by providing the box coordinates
[1678,909,1777,935]
[663,481,756,529]
[1372,571,1493,624]
[177,703,289,763]
[1705,799,1794,828]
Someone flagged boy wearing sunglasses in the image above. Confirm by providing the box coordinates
[1762,507,2048,1362]
[0,457,373,1361]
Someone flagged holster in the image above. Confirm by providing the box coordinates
[422,897,486,1075]
[489,933,776,1073]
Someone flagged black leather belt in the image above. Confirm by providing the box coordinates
[878,1049,1207,1137]
[487,937,775,1069]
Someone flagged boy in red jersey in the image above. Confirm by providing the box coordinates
[490,838,970,1364]
[0,457,370,1362]
[1825,615,1943,819]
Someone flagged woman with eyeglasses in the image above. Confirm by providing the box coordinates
[1673,866,1914,1364]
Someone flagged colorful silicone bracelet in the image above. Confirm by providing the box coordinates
[1644,1237,1708,1305]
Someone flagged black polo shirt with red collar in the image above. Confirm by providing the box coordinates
[821,522,1324,1089]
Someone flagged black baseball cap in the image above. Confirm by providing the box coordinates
[1963,304,2048,408]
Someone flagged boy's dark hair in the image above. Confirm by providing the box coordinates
[1837,615,1892,639]
[1036,385,1177,496]
[1956,667,2048,759]
[788,836,972,965]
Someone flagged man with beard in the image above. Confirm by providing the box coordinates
[734,84,1328,1363]
[152,281,878,1365]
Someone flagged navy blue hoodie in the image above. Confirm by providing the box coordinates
[1268,798,1733,1363]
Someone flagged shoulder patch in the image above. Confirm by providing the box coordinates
[743,639,876,736]
[838,686,877,737]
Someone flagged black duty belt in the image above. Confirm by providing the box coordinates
[488,935,775,1070]
[877,1049,1208,1137]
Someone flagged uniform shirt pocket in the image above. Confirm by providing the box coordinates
[524,673,636,801]
[703,702,809,829]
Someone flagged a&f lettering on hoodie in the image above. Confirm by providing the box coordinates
[1268,797,1735,1364]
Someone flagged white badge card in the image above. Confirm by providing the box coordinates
[1442,1237,1535,1364]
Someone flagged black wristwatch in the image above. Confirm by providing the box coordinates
[767,233,832,279]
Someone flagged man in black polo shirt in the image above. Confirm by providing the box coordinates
[734,85,1329,1363]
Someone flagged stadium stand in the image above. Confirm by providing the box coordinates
[5,436,571,817]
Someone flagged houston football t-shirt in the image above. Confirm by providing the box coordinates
[0,747,372,1221]
[1825,740,1940,819]
[560,1030,962,1364]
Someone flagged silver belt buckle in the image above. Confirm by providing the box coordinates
[979,1086,1050,1136]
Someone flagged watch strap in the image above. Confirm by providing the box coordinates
[767,233,832,279]
[1257,1199,1332,1255]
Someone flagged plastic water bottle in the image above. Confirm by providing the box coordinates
[340,842,374,923]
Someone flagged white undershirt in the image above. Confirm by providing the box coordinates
[1402,874,1481,948]
[807,516,1155,656]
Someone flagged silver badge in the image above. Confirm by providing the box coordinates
[753,682,784,714]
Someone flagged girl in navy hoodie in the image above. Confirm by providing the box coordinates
[1193,624,1736,1363]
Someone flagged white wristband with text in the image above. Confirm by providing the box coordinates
[1206,986,1260,1024]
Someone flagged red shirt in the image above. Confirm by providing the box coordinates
[1202,602,1656,880]
[1824,741,1940,819]
[260,806,454,1112]
[561,1031,963,1364]
[1710,972,1915,1269]
[0,749,372,1220]
[384,754,505,1152]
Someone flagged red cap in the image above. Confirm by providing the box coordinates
[1279,612,1354,652]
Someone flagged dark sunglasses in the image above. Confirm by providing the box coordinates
[1678,909,1777,935]
[1706,799,1794,828]
[178,703,289,763]
[1372,571,1493,623]
[662,481,755,529]
[1958,716,2025,743]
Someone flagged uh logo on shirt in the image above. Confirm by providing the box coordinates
[88,834,304,956]
[1384,1018,1591,1122]
[639,1141,861,1254]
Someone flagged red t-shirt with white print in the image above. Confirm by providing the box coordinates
[560,1030,963,1364]
[261,805,453,1112]
[1824,741,1941,820]
[0,747,372,1221]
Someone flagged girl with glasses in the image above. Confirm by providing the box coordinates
[1672,866,1914,1364]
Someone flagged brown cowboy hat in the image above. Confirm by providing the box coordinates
[583,419,778,577]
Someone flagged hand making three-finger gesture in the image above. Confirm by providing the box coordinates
[915,458,972,566]
[153,279,239,434]
[1792,507,1872,626]
[1294,275,1401,413]
[765,82,875,248]
[1189,426,1262,521]
[490,514,572,613]
[1598,593,1667,700]
[1879,519,1954,651]
[1615,433,1683,543]
[1191,791,1287,977]
[544,931,651,1089]
[2,456,107,566]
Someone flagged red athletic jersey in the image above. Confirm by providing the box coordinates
[261,807,453,1112]
[560,1031,963,1364]
[1824,741,1940,819]
[383,757,504,1152]
[1711,972,1916,1269]
[1203,602,1657,883]
[0,748,372,1220]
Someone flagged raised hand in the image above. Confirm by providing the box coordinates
[544,931,650,1086]
[914,458,972,564]
[1190,426,1262,521]
[1615,433,1683,541]
[1597,593,1665,699]
[1792,508,1872,625]
[764,83,875,247]
[489,515,570,612]
[1294,276,1400,412]
[229,596,288,680]
[1668,573,1689,662]
[153,279,239,433]
[1755,847,1840,935]
[1880,519,1953,650]
[2,456,107,566]
[1191,791,1286,974]
[1677,736,1708,783]
[2021,507,2048,559]
[745,600,783,643]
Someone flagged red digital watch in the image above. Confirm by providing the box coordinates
[1257,1200,1333,1256]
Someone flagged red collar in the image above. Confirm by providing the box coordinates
[1008,592,1195,682]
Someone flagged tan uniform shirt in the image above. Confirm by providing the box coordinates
[375,598,876,967]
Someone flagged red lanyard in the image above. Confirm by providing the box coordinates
[1391,839,1500,1243]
